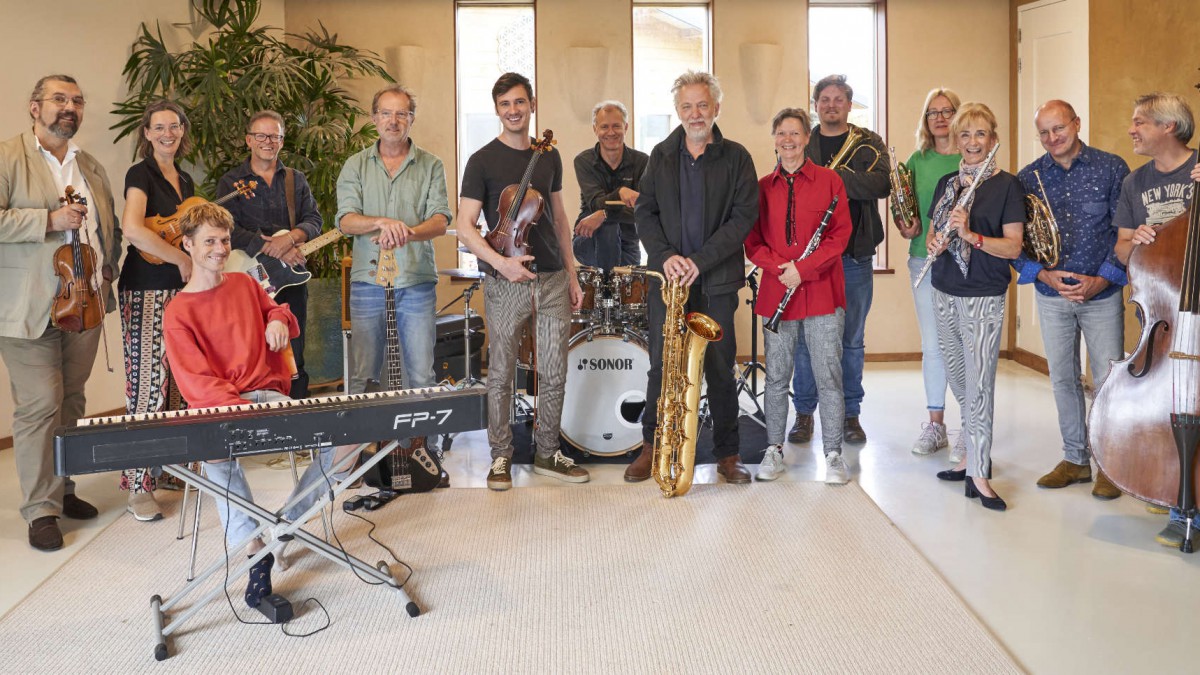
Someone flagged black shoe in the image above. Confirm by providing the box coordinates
[28,516,63,551]
[843,416,867,443]
[62,494,98,520]
[787,414,813,443]
[937,468,966,481]
[965,477,1007,511]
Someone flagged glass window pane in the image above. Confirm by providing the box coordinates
[632,5,711,152]
[808,6,876,132]
[455,4,536,269]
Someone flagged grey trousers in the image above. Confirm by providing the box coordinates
[0,324,100,522]
[763,309,845,454]
[482,270,571,460]
[934,291,1004,479]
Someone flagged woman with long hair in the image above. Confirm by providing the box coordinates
[116,99,194,521]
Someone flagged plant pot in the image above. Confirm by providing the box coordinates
[305,277,345,387]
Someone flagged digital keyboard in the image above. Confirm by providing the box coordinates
[55,386,487,476]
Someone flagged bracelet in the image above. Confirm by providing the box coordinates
[287,231,298,247]
[972,234,984,249]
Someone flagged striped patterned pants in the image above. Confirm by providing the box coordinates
[934,290,1004,479]
[119,289,183,493]
[482,270,571,460]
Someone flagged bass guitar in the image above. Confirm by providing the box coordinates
[484,130,555,263]
[226,228,344,298]
[362,247,446,495]
[140,180,257,264]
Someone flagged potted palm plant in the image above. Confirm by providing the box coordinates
[112,0,392,387]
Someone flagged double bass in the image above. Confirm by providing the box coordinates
[51,186,104,333]
[1090,178,1200,552]
[484,130,555,263]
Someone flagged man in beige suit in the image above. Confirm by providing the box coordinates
[0,75,121,551]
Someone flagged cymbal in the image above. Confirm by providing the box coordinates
[440,267,485,280]
[445,228,458,237]
[458,245,473,255]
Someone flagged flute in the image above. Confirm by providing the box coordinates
[762,195,839,334]
[911,142,1000,289]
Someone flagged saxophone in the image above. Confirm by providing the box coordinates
[638,268,723,498]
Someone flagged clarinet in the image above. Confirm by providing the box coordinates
[762,195,839,334]
[911,142,1000,289]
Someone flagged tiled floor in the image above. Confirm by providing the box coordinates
[1,361,1196,673]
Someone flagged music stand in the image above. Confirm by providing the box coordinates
[735,266,767,422]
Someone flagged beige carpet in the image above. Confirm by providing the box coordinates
[0,482,1019,673]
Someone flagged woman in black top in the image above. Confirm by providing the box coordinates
[117,99,195,521]
[926,102,1025,511]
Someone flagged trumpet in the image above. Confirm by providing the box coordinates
[827,123,882,173]
[912,142,1000,289]
[763,195,839,334]
[887,146,919,228]
[1023,170,1061,268]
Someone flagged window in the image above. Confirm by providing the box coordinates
[632,4,711,152]
[456,2,536,268]
[808,2,888,268]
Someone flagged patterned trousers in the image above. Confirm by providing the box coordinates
[934,290,1004,479]
[482,270,570,459]
[119,289,183,493]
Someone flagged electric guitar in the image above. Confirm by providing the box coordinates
[226,228,344,298]
[362,247,445,495]
[141,180,257,264]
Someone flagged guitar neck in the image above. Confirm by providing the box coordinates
[297,228,343,256]
[383,287,404,390]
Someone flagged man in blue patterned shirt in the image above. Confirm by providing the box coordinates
[1015,100,1129,499]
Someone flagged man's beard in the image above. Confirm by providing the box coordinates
[48,114,78,140]
[685,124,712,144]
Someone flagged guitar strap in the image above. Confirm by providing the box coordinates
[284,167,297,229]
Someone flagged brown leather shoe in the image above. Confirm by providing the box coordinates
[787,414,813,443]
[716,455,752,484]
[1036,460,1092,489]
[28,516,63,551]
[843,417,867,443]
[624,442,653,483]
[1092,469,1122,500]
[62,493,98,520]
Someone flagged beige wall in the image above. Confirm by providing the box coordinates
[0,0,1012,438]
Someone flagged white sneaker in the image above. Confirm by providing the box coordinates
[824,452,850,485]
[126,491,163,522]
[757,445,785,481]
[949,433,967,464]
[912,422,949,455]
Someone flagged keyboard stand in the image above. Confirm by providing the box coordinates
[149,440,417,661]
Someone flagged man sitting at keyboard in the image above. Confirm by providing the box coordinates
[163,202,357,607]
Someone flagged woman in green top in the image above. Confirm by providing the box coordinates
[898,88,962,459]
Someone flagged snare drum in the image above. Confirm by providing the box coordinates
[560,327,650,456]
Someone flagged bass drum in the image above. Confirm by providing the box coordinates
[560,328,649,456]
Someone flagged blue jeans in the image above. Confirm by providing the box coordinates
[572,222,640,272]
[348,281,436,395]
[792,254,873,417]
[1036,292,1124,465]
[908,256,947,411]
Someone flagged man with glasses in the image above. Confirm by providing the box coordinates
[218,110,322,398]
[1015,99,1129,501]
[788,75,890,446]
[0,75,122,550]
[337,84,451,404]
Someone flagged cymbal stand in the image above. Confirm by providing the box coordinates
[457,280,485,388]
[735,266,766,422]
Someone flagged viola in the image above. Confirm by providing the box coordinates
[139,180,256,264]
[50,186,104,333]
[484,130,556,264]
[1090,179,1200,550]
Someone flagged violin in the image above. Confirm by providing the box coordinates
[484,130,556,264]
[138,179,256,264]
[50,186,104,333]
[1090,179,1200,551]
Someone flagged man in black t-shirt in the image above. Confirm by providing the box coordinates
[455,72,588,491]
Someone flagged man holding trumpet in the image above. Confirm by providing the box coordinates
[745,108,852,483]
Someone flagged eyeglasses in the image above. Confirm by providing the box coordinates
[250,133,285,143]
[40,94,86,107]
[376,110,414,121]
[150,124,184,134]
[925,108,956,120]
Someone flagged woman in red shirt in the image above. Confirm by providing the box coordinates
[744,108,853,485]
